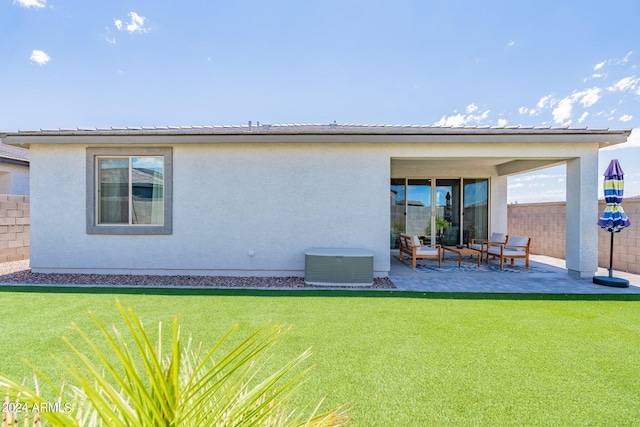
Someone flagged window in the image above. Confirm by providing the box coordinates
[87,147,172,235]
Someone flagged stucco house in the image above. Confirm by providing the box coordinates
[0,124,631,279]
[0,142,29,195]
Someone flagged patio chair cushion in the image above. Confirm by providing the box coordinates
[505,235,529,248]
[496,247,526,257]
[469,232,507,253]
[489,232,507,243]
[469,242,483,251]
[412,236,421,247]
[416,247,438,255]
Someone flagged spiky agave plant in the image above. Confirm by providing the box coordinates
[0,300,349,427]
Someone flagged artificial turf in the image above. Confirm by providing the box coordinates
[1,286,639,426]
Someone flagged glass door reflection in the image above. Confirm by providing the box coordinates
[407,179,432,244]
[463,178,489,242]
[390,177,488,249]
[390,178,406,249]
[436,179,461,246]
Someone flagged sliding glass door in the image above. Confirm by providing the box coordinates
[390,179,406,248]
[406,179,432,239]
[390,178,488,248]
[435,179,461,246]
[463,178,489,243]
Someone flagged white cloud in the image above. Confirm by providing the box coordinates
[577,87,601,107]
[29,49,50,65]
[516,95,558,119]
[551,88,601,125]
[115,12,150,34]
[507,40,515,47]
[516,173,565,182]
[620,114,633,122]
[608,76,639,92]
[578,112,589,123]
[497,119,508,127]
[435,114,466,127]
[103,26,117,44]
[508,186,566,204]
[536,94,555,109]
[552,97,574,125]
[13,0,46,8]
[594,52,633,70]
[434,106,490,127]
[478,110,490,120]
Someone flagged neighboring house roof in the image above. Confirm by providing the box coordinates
[0,124,632,149]
[0,142,29,167]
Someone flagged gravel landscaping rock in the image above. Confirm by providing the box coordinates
[0,260,394,289]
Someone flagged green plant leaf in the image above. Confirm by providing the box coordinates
[0,300,350,427]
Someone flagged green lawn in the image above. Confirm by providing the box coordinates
[1,287,639,426]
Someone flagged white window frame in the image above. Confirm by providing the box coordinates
[86,147,172,235]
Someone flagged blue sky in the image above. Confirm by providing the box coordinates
[2,0,639,202]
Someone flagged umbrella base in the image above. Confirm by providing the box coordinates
[592,276,629,288]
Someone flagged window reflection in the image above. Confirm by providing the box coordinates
[98,156,164,225]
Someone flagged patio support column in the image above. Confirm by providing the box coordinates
[565,154,599,278]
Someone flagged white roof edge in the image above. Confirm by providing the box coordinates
[0,123,632,137]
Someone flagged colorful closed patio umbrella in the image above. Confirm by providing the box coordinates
[593,159,631,287]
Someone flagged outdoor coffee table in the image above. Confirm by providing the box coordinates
[442,246,481,267]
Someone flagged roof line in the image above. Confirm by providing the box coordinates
[0,123,632,137]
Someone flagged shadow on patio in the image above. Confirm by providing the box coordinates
[388,250,640,294]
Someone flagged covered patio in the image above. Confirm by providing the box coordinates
[388,251,640,294]
[389,127,632,279]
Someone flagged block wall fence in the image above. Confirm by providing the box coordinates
[507,199,640,274]
[0,195,29,262]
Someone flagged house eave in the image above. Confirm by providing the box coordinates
[0,124,632,148]
[0,157,29,167]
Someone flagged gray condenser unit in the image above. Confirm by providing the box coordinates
[305,248,374,286]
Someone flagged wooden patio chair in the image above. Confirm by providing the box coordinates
[398,233,441,268]
[485,235,531,269]
[469,232,507,262]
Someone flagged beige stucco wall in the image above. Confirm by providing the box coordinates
[508,199,640,274]
[27,138,603,277]
[29,143,391,276]
[0,195,29,262]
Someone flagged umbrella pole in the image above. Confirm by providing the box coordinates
[608,232,614,278]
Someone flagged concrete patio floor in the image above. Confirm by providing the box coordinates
[389,250,640,294]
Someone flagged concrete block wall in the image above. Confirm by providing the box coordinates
[507,202,566,259]
[508,199,640,274]
[0,195,29,262]
[598,199,640,274]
